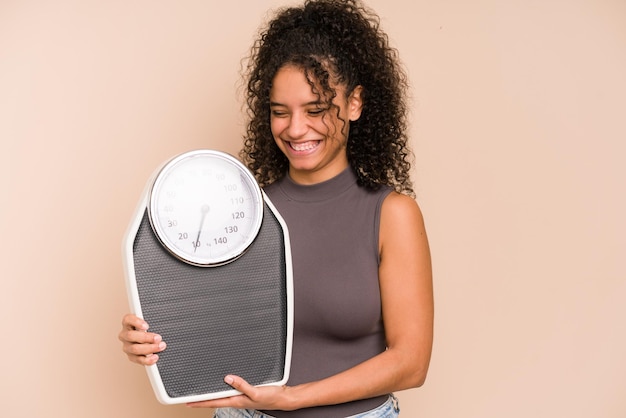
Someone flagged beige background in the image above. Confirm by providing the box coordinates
[1,0,624,417]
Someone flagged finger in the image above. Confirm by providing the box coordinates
[186,394,249,409]
[186,399,223,409]
[128,352,160,366]
[123,338,166,355]
[122,337,166,366]
[224,375,256,398]
[119,329,162,345]
[122,313,149,331]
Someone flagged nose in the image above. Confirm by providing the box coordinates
[285,112,308,139]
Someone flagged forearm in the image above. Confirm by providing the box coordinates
[286,345,429,410]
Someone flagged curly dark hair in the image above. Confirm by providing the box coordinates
[241,0,414,196]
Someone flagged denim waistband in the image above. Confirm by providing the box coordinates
[213,394,400,418]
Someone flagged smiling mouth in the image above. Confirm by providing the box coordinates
[288,140,320,152]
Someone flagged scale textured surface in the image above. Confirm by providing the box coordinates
[132,203,288,399]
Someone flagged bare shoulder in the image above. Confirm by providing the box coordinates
[380,192,426,234]
[381,191,422,214]
[378,191,429,259]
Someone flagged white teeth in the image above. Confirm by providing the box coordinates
[290,141,318,151]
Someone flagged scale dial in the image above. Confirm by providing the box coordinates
[148,150,263,267]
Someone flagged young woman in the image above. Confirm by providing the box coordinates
[119,1,433,416]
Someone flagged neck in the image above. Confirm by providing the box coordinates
[288,161,350,185]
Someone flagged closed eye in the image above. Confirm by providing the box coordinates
[270,109,288,118]
[308,107,327,116]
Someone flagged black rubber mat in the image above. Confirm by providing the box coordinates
[131,203,289,400]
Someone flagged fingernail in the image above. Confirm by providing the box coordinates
[158,342,166,350]
[224,376,234,384]
[154,334,162,343]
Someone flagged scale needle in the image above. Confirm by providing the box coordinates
[194,204,210,253]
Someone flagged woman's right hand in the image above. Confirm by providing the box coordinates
[118,314,166,366]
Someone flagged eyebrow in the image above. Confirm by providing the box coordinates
[269,100,323,107]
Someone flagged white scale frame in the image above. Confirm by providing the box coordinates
[122,150,293,404]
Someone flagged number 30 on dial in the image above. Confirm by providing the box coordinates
[148,150,263,267]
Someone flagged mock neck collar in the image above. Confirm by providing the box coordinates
[276,167,358,202]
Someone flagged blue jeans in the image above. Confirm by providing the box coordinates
[213,394,400,417]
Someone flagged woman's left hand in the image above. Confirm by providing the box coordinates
[186,375,295,411]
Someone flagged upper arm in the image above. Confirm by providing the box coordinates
[378,192,434,384]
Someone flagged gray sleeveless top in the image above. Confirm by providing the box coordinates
[263,168,392,418]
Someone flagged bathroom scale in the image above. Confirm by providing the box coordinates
[122,149,293,404]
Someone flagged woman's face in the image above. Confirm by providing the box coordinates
[269,65,362,185]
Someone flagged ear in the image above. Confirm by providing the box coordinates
[347,85,364,121]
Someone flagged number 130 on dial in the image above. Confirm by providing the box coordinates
[148,150,264,267]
